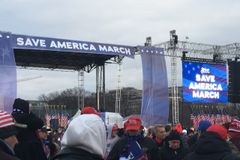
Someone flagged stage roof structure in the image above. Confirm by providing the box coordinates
[14,49,116,72]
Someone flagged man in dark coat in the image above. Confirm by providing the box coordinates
[153,125,166,149]
[12,98,48,160]
[52,114,106,160]
[159,131,188,160]
[185,124,240,160]
[0,110,20,160]
[107,116,159,160]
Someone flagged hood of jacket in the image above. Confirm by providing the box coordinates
[61,114,106,158]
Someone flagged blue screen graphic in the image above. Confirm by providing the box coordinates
[182,61,227,103]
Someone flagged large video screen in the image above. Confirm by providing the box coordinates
[182,61,227,103]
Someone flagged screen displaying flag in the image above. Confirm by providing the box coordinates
[190,113,233,127]
[182,61,227,103]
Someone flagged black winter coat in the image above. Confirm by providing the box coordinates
[184,132,240,160]
[153,137,165,149]
[14,128,48,160]
[0,139,20,160]
[159,140,188,160]
[14,112,47,160]
[52,147,103,160]
[107,136,159,160]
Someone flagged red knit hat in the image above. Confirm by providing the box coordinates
[207,124,228,139]
[81,106,100,116]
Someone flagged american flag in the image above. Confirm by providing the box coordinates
[45,112,69,128]
[56,113,68,128]
[51,114,58,120]
[190,113,234,128]
[45,113,58,127]
[229,118,240,132]
[227,115,232,122]
[45,113,51,128]
[206,114,211,122]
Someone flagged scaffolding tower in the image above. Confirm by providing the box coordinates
[77,70,84,109]
[154,31,240,124]
[169,30,179,124]
[115,57,122,113]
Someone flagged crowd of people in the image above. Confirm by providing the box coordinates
[1,98,240,160]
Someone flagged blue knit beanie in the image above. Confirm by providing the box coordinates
[198,120,212,132]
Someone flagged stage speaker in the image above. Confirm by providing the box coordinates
[228,60,240,103]
[236,62,240,102]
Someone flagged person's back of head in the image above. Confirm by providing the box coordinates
[80,106,100,116]
[207,124,228,140]
[124,116,142,136]
[12,98,30,114]
[12,98,43,131]
[198,120,212,134]
[61,114,106,158]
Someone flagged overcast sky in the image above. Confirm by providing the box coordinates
[1,0,240,100]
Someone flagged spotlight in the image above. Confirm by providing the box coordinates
[170,30,178,48]
[144,37,152,46]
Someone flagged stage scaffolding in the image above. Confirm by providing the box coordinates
[155,30,240,124]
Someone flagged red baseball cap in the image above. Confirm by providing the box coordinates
[207,124,229,139]
[125,116,142,131]
[81,106,100,116]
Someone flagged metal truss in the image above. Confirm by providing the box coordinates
[77,70,85,109]
[106,56,124,64]
[155,41,240,60]
[115,62,122,113]
[17,64,96,73]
